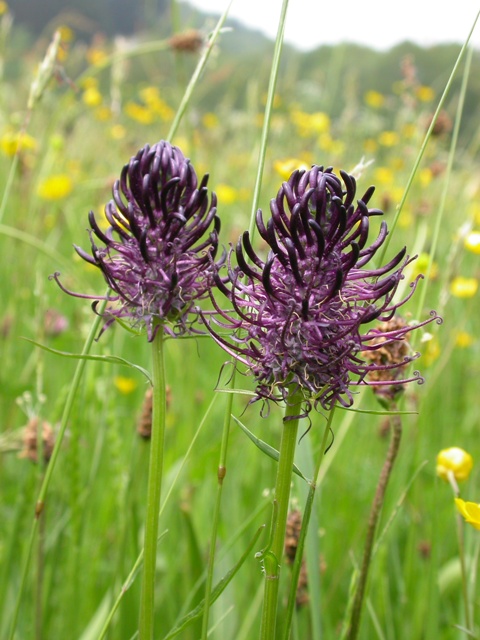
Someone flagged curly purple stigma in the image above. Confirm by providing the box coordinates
[53,141,224,339]
[205,166,440,412]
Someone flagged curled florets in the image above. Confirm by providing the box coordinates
[204,165,440,412]
[53,141,224,339]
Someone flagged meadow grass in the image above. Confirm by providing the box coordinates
[1,3,480,639]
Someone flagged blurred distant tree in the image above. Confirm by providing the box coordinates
[9,0,168,36]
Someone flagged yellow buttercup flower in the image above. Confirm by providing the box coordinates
[373,167,394,186]
[455,331,474,348]
[114,376,137,395]
[124,102,154,125]
[0,131,37,156]
[455,498,480,530]
[416,85,435,102]
[437,447,473,483]
[464,231,480,255]
[273,158,309,181]
[202,112,219,129]
[378,131,399,147]
[450,276,478,298]
[82,86,102,107]
[37,175,73,200]
[216,184,238,205]
[364,90,385,109]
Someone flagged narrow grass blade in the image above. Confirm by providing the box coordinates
[162,525,265,640]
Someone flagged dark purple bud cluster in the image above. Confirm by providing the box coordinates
[53,141,223,339]
[204,166,440,412]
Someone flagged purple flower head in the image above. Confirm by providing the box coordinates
[52,141,224,339]
[205,166,440,413]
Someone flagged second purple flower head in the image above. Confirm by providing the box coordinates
[205,165,440,412]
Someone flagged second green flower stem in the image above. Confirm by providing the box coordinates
[139,326,167,640]
[260,390,302,639]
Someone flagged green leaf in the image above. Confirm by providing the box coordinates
[231,415,308,482]
[23,338,152,384]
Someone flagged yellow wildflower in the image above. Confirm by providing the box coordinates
[124,102,154,125]
[468,202,480,226]
[364,90,385,109]
[37,175,73,200]
[290,109,330,137]
[373,167,394,185]
[86,47,108,67]
[464,231,480,255]
[455,498,480,530]
[411,253,438,280]
[114,376,137,395]
[110,124,126,140]
[310,112,330,133]
[450,276,478,298]
[0,131,37,156]
[318,133,344,155]
[202,112,219,129]
[216,184,238,205]
[82,86,102,107]
[455,331,475,348]
[437,447,473,482]
[57,25,74,42]
[416,85,435,102]
[273,158,309,181]
[0,2,9,16]
[419,167,433,188]
[378,131,399,147]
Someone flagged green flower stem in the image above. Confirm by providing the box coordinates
[448,471,472,633]
[282,406,336,639]
[139,326,167,640]
[346,411,402,640]
[260,389,302,639]
[201,376,234,639]
[455,511,472,633]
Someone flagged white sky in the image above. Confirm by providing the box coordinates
[183,0,480,51]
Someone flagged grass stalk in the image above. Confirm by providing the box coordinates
[138,326,167,640]
[200,381,234,638]
[248,0,290,237]
[346,411,403,640]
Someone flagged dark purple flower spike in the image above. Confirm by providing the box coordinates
[53,141,224,339]
[204,166,440,413]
